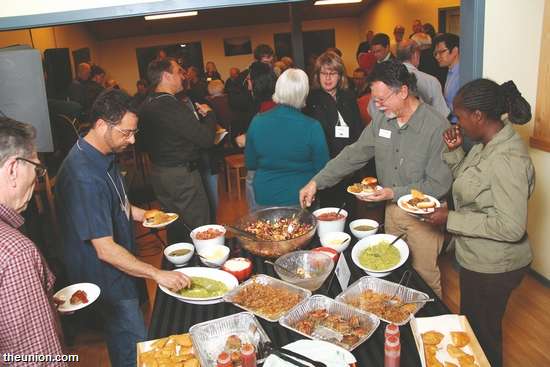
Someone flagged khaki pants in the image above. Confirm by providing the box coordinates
[385,203,444,298]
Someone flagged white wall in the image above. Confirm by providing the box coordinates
[483,0,549,278]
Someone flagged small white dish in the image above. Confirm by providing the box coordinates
[313,207,348,238]
[319,231,351,253]
[349,219,379,239]
[397,194,441,214]
[190,224,226,253]
[164,242,194,267]
[142,212,178,228]
[197,244,230,268]
[54,283,101,312]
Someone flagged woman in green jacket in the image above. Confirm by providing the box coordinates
[425,79,535,367]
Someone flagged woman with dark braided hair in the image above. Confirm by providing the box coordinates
[425,79,535,366]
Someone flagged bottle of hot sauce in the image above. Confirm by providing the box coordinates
[216,352,233,367]
[240,343,257,367]
[385,323,400,340]
[384,335,401,367]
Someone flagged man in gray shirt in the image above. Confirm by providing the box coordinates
[300,61,452,297]
[397,39,450,118]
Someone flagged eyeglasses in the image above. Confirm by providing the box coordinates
[16,157,47,178]
[373,90,397,106]
[433,48,449,58]
[109,124,139,139]
[320,71,340,79]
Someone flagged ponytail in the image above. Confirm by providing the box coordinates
[500,81,532,125]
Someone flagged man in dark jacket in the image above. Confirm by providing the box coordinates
[139,58,216,242]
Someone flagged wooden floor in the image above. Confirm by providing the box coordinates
[66,184,550,366]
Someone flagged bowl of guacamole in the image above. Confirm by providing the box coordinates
[351,234,409,277]
[159,267,239,304]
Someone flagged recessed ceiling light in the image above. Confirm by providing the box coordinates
[314,0,362,5]
[144,11,198,20]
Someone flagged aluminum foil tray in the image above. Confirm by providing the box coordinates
[279,295,380,351]
[223,274,312,322]
[189,312,271,366]
[335,276,430,325]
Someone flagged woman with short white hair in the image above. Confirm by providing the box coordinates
[245,69,329,207]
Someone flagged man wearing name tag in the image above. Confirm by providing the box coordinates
[299,61,452,298]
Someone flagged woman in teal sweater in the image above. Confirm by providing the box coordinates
[245,69,329,207]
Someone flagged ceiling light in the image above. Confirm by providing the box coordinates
[144,11,198,20]
[314,0,362,5]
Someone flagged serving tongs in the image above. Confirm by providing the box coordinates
[384,269,413,307]
[264,342,327,367]
[287,206,310,234]
[223,224,261,241]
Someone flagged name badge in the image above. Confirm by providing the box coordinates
[335,254,351,291]
[335,125,350,138]
[379,128,392,139]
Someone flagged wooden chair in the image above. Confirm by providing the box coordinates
[224,153,247,200]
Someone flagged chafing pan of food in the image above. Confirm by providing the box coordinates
[223,274,312,322]
[279,294,380,351]
[335,276,430,326]
[232,206,317,258]
[190,312,271,366]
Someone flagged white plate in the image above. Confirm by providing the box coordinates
[54,283,101,312]
[397,194,441,214]
[142,213,179,228]
[347,185,383,198]
[263,340,357,367]
[158,267,238,304]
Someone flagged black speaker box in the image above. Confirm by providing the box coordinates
[44,48,73,99]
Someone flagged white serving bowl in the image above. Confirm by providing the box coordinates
[197,244,230,268]
[351,234,409,277]
[164,242,195,267]
[158,267,238,304]
[349,219,379,239]
[313,207,348,238]
[319,231,352,253]
[190,224,226,253]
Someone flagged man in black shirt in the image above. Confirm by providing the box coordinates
[140,58,216,242]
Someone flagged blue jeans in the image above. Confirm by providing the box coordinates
[100,298,147,367]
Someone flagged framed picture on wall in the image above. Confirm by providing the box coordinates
[223,36,252,56]
[135,42,204,80]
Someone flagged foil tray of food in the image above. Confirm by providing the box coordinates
[189,312,272,366]
[279,295,380,351]
[223,274,312,322]
[335,276,430,326]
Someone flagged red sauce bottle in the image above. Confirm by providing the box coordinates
[240,343,257,367]
[384,335,400,367]
[216,351,233,367]
[385,323,400,340]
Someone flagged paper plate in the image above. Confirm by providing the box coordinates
[347,185,383,199]
[54,283,101,312]
[263,340,357,367]
[142,213,179,228]
[397,194,441,214]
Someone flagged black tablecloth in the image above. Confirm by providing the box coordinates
[149,236,450,366]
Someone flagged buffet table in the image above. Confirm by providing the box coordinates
[148,236,450,365]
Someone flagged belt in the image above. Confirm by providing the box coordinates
[154,160,201,171]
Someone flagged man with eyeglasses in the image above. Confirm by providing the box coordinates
[433,33,460,124]
[0,117,68,364]
[300,61,452,298]
[55,89,191,367]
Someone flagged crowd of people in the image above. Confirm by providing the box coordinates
[0,18,535,367]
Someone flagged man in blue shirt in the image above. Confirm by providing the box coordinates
[56,89,190,367]
[433,33,460,124]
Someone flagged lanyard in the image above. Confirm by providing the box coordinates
[106,170,127,210]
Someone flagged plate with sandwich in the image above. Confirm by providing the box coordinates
[143,209,179,228]
[347,177,383,198]
[398,189,440,214]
